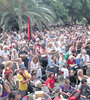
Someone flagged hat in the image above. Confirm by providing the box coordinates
[5,70,12,78]
[19,64,26,69]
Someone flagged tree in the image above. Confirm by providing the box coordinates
[60,0,90,24]
[0,0,55,32]
[43,0,69,24]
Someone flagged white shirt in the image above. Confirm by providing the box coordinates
[1,50,10,57]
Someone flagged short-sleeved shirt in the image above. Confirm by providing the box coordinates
[17,70,30,91]
[44,77,55,89]
[60,84,71,93]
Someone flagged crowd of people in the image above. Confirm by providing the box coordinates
[0,24,90,100]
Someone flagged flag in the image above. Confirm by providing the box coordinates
[28,17,31,41]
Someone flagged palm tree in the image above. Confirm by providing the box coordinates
[0,0,55,32]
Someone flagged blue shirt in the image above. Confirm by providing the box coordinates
[75,58,84,66]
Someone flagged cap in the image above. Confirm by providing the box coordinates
[19,64,26,69]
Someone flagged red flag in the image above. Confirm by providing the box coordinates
[28,17,31,40]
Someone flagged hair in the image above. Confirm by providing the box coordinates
[48,72,54,78]
[5,70,12,80]
[65,79,70,84]
[77,69,83,76]
[31,70,36,76]
[5,61,13,69]
[52,54,56,59]
[35,80,41,87]
[81,79,87,84]
[32,56,38,63]
[9,91,21,100]
[12,49,17,53]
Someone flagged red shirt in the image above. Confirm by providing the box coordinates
[44,77,55,89]
[67,59,76,69]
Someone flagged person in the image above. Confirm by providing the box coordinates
[19,47,28,69]
[47,54,59,75]
[67,70,77,87]
[35,80,42,91]
[77,49,90,63]
[11,49,19,70]
[0,77,11,99]
[4,70,17,91]
[44,72,59,95]
[75,54,84,67]
[8,91,21,100]
[59,79,71,99]
[2,61,13,79]
[31,56,42,78]
[17,64,31,98]
[1,46,10,60]
[77,49,90,74]
[67,55,77,70]
[77,69,89,84]
[78,79,90,100]
[59,54,69,79]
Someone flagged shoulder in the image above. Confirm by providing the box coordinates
[60,84,65,88]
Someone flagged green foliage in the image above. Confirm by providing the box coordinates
[0,0,55,31]
[0,0,90,32]
[60,0,90,23]
[81,17,88,24]
[43,0,69,24]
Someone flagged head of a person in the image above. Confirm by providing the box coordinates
[19,64,26,73]
[69,55,75,61]
[72,50,77,56]
[14,69,19,75]
[69,70,74,76]
[31,70,37,80]
[18,58,23,65]
[48,42,52,48]
[35,80,42,88]
[9,91,21,100]
[3,46,8,51]
[77,69,83,76]
[5,61,13,70]
[48,72,54,79]
[22,47,26,52]
[5,70,13,81]
[81,79,87,87]
[81,49,87,55]
[12,49,17,54]
[4,56,8,61]
[65,79,70,87]
[59,50,63,55]
[32,56,38,64]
